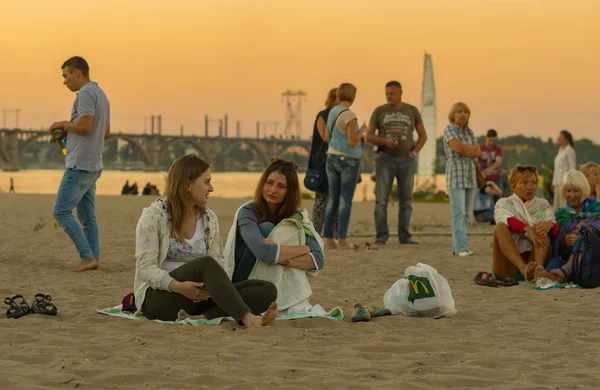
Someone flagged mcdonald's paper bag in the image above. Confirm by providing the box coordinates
[383,263,457,319]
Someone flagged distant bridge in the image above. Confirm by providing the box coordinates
[0,129,375,172]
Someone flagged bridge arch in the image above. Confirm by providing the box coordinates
[158,138,210,161]
[219,141,270,166]
[20,133,53,156]
[281,144,310,155]
[110,135,151,165]
[0,138,8,164]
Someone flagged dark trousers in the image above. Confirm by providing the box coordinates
[142,256,277,322]
[374,154,416,243]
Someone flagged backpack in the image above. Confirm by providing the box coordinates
[570,226,600,288]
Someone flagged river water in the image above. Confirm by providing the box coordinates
[0,170,448,201]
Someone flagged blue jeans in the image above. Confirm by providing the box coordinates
[448,187,476,254]
[323,155,360,239]
[53,168,102,261]
[374,154,416,243]
[491,178,503,204]
[473,189,491,212]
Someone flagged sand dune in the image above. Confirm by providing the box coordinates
[1,193,598,389]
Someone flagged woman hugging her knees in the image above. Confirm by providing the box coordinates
[223,158,325,313]
[133,154,277,328]
[492,165,559,281]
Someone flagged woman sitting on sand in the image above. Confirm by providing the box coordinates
[223,158,324,313]
[580,162,600,201]
[133,155,277,327]
[553,170,600,260]
[224,158,324,282]
[492,165,559,281]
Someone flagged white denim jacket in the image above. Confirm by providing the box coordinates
[133,198,224,311]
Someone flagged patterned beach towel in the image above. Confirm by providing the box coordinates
[96,305,343,325]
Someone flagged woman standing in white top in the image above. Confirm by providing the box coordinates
[552,130,576,210]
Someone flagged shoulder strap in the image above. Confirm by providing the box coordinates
[327,108,349,140]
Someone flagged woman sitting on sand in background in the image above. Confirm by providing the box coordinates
[223,158,324,312]
[553,170,600,261]
[492,165,559,281]
[580,162,600,201]
[133,154,277,327]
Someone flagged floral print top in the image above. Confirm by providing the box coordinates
[162,217,207,272]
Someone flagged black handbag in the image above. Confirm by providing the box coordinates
[304,108,349,194]
[570,226,600,288]
[304,169,328,193]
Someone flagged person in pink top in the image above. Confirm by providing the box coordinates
[479,129,503,197]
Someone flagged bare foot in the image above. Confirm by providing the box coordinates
[521,262,536,281]
[324,238,338,250]
[534,265,564,283]
[337,238,356,250]
[261,302,277,326]
[75,258,99,272]
[177,309,207,321]
[241,302,278,328]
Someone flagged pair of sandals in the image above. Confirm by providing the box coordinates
[5,294,58,319]
[352,303,392,322]
[473,271,519,288]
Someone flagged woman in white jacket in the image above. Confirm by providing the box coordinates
[133,155,277,327]
[552,130,576,211]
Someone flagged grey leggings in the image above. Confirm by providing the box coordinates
[142,256,277,322]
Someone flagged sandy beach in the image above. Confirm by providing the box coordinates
[2,193,599,390]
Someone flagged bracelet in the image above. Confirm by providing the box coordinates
[281,259,291,267]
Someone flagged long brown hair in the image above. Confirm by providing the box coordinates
[164,154,210,242]
[253,159,301,223]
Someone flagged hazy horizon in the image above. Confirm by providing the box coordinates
[1,0,599,142]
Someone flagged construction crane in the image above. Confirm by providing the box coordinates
[281,90,307,139]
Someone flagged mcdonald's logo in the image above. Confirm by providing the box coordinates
[409,279,429,294]
[407,275,436,302]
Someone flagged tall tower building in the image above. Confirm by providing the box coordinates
[418,52,437,184]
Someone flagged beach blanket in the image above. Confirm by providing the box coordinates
[533,277,581,290]
[494,194,555,253]
[96,305,343,325]
[224,202,325,314]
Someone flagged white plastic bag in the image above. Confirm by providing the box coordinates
[383,263,457,318]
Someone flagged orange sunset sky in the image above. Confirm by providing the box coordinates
[1,0,599,142]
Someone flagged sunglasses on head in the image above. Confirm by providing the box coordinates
[270,157,297,171]
[515,166,537,173]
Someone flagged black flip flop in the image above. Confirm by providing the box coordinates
[5,295,31,319]
[31,294,57,316]
[474,272,519,288]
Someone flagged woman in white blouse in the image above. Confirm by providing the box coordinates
[133,155,277,327]
[552,130,576,210]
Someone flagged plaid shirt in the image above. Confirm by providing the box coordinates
[443,123,477,189]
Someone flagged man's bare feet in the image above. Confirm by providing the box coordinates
[324,238,338,250]
[241,302,278,328]
[177,309,207,321]
[75,258,99,272]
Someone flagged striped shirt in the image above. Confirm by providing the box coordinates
[443,123,477,189]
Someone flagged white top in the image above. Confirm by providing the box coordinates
[553,144,576,185]
[161,217,207,272]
